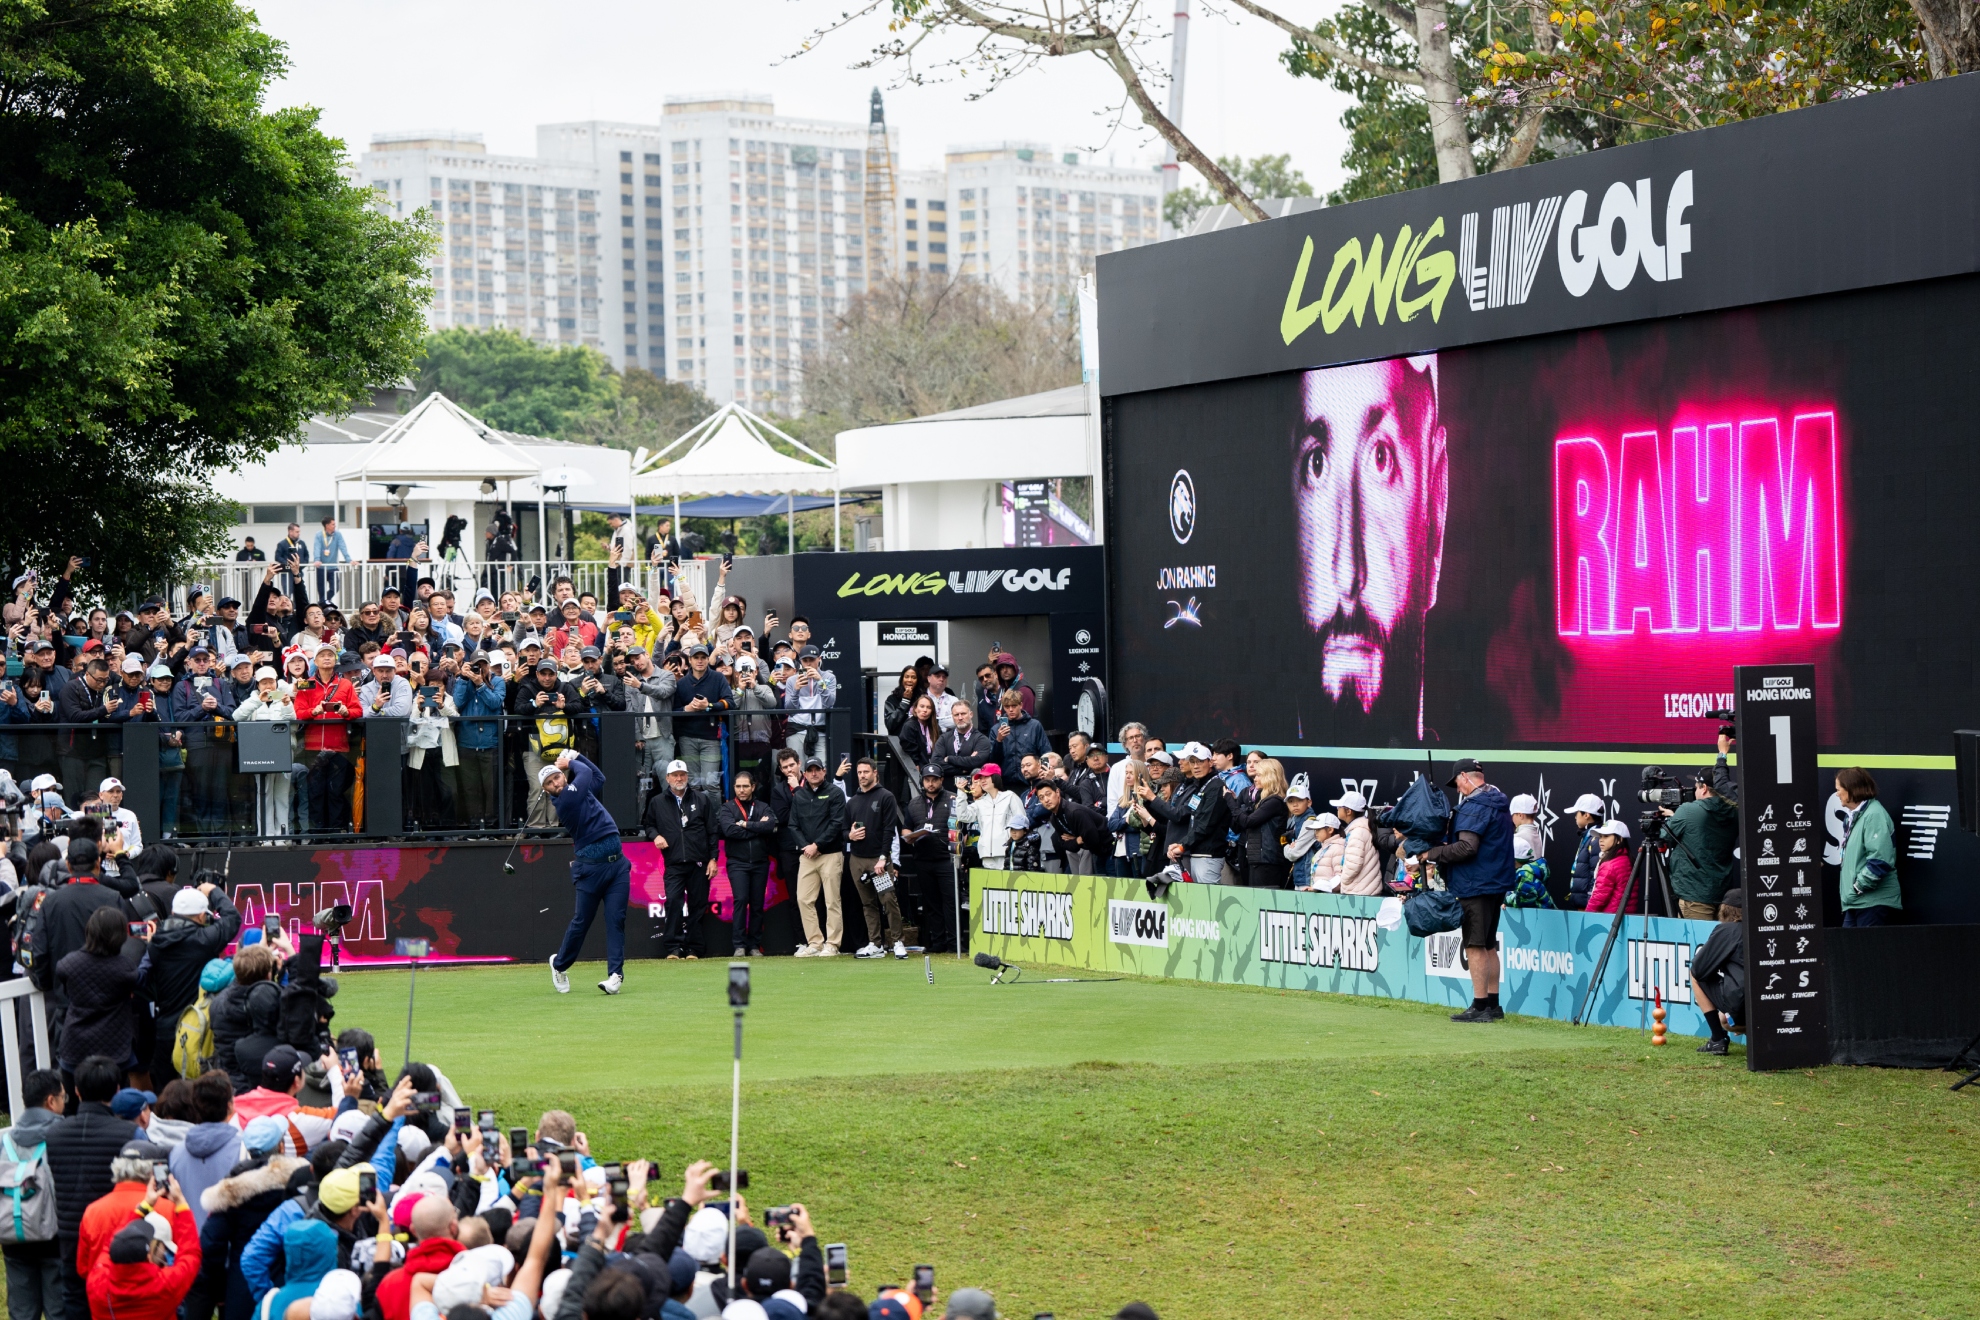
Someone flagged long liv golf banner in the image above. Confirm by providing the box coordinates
[972,872,1723,1037]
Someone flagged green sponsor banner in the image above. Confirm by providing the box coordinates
[970,871,1721,1035]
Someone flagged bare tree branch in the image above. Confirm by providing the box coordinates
[1093,36,1269,220]
[1223,0,1425,85]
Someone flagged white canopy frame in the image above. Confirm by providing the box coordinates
[630,403,840,554]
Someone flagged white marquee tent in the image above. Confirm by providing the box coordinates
[630,403,839,551]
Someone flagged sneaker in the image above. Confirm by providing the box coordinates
[1449,1006,1494,1023]
[751,947,766,957]
[684,953,699,960]
[550,957,570,995]
[819,945,840,957]
[854,943,884,959]
[1697,1037,1730,1055]
[665,953,682,961]
[794,946,819,958]
[893,941,908,959]
[598,973,623,995]
[1485,1005,1506,1021]
[733,947,748,958]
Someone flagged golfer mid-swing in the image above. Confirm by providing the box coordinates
[543,750,631,996]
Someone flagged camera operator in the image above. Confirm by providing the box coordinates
[1688,888,1745,1055]
[143,880,242,1084]
[1660,770,1740,921]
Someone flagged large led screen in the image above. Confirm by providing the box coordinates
[1110,275,1979,755]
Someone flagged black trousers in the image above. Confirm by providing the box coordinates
[728,861,768,951]
[907,854,959,952]
[662,858,710,956]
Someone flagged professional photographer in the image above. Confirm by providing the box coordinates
[142,880,242,1084]
[1660,771,1740,920]
[1412,759,1515,1023]
[1688,888,1745,1055]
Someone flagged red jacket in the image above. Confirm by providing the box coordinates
[84,1202,200,1320]
[78,1182,148,1277]
[293,675,359,752]
[376,1236,465,1320]
[1586,850,1642,914]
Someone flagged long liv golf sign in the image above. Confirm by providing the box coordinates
[972,873,1736,1039]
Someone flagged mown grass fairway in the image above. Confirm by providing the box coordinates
[321,959,1974,1319]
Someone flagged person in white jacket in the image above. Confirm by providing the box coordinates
[232,666,296,837]
[957,764,1026,868]
[1330,789,1387,895]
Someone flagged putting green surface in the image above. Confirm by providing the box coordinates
[317,960,1974,1319]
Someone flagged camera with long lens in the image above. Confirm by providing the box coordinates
[312,903,354,934]
[1637,766,1686,811]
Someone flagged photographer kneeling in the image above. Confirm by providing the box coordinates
[1688,888,1745,1055]
[1660,771,1740,921]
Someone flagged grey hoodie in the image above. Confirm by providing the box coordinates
[170,1120,244,1230]
[2,1105,63,1146]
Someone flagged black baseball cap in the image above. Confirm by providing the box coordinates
[1446,757,1485,786]
[804,756,825,770]
[260,1044,305,1087]
[799,645,821,660]
[744,1247,791,1297]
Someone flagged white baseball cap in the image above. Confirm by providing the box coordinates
[29,774,59,794]
[120,655,144,674]
[1179,741,1212,761]
[1329,789,1368,812]
[1513,836,1535,860]
[1596,819,1631,840]
[172,887,210,918]
[1287,773,1311,800]
[1572,793,1606,816]
[254,666,278,682]
[537,764,563,786]
[1508,793,1539,815]
[99,777,124,794]
[665,759,689,775]
[369,654,396,669]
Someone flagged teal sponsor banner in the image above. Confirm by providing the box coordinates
[972,872,1723,1037]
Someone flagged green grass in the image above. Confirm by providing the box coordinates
[329,960,1977,1318]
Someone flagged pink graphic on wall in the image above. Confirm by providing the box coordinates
[1508,400,1848,744]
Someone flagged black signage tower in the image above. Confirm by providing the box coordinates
[1733,663,1829,1070]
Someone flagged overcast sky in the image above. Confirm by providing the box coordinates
[254,0,1352,196]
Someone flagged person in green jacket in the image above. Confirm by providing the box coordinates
[1661,773,1740,920]
[1836,766,1899,925]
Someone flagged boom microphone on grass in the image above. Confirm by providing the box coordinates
[975,952,1020,984]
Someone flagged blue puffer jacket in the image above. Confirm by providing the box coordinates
[1442,784,1517,899]
[992,710,1050,783]
[451,674,507,750]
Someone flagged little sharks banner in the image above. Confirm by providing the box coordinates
[972,871,1726,1039]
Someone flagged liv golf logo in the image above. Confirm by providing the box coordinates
[980,889,1074,941]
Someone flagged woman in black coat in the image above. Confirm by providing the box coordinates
[55,906,139,1081]
[1230,758,1293,889]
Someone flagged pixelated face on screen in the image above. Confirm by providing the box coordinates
[1292,357,1448,735]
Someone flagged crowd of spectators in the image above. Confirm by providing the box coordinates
[0,902,1165,1320]
[0,557,850,842]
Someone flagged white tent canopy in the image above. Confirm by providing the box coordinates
[333,392,543,484]
[631,403,839,551]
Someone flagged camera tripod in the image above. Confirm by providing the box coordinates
[1573,826,1682,1030]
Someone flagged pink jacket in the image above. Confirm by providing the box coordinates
[1586,851,1641,913]
[1336,816,1385,895]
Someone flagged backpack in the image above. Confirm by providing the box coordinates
[0,1130,58,1244]
[7,885,55,991]
[171,957,236,1079]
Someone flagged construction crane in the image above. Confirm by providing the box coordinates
[864,87,896,284]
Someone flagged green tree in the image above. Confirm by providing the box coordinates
[1479,0,1943,135]
[1163,154,1314,232]
[619,368,719,448]
[0,0,432,599]
[414,328,621,439]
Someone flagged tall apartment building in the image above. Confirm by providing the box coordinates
[897,167,950,277]
[360,110,1159,407]
[362,131,610,360]
[943,143,1163,299]
[651,94,888,410]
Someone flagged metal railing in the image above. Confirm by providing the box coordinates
[0,706,853,846]
[169,557,710,616]
[0,980,52,1116]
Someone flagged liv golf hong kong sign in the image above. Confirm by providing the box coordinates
[1734,664,1830,1071]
